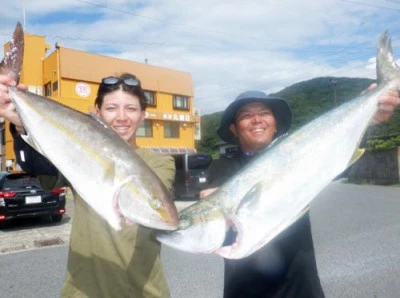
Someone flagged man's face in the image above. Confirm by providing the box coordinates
[229,102,277,153]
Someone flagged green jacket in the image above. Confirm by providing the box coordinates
[40,148,175,298]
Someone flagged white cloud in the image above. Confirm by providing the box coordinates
[1,0,400,115]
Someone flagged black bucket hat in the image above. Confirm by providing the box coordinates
[217,90,292,144]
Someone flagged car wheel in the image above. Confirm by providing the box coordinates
[0,221,9,229]
[51,214,63,222]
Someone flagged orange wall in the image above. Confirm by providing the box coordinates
[3,31,199,170]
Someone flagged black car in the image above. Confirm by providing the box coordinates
[0,172,66,228]
[172,153,213,200]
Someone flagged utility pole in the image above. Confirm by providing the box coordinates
[23,8,26,31]
[330,78,337,107]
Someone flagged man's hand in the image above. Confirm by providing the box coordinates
[199,187,218,199]
[363,83,400,124]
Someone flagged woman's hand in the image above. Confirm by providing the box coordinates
[0,75,26,130]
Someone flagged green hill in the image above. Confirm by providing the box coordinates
[196,76,400,155]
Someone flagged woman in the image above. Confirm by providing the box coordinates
[0,73,175,298]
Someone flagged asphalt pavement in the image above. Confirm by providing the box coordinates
[0,199,73,255]
[1,182,400,298]
[0,195,195,255]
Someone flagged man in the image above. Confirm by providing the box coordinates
[201,88,399,297]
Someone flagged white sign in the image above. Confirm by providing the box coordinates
[25,195,42,204]
[75,82,91,98]
[28,85,37,94]
[27,85,44,96]
[145,112,157,118]
[162,113,191,122]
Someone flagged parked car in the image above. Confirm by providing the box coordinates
[172,153,213,200]
[0,172,66,228]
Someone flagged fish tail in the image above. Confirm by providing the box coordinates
[376,30,400,84]
[0,22,24,82]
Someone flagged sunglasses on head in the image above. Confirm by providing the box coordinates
[101,76,140,86]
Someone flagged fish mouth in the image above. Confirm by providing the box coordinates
[115,176,178,230]
[213,216,242,257]
[117,195,178,230]
[155,202,229,253]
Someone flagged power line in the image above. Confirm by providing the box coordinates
[74,0,287,44]
[383,0,400,3]
[340,0,400,11]
[1,1,375,65]
[2,2,397,101]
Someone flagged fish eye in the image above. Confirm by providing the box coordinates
[178,216,191,229]
[149,198,161,210]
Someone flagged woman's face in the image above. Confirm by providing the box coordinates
[95,89,145,142]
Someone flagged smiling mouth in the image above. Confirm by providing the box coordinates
[113,126,130,133]
[252,128,265,133]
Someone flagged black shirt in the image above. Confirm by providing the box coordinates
[207,150,325,298]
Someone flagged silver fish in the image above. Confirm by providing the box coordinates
[156,30,400,258]
[1,23,178,231]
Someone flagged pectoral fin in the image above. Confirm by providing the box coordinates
[347,148,365,167]
[21,133,45,155]
[236,181,265,213]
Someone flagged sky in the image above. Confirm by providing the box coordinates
[1,0,400,115]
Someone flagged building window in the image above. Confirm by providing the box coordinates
[164,122,180,138]
[44,82,51,97]
[136,120,153,137]
[173,95,189,110]
[52,80,58,92]
[144,91,156,107]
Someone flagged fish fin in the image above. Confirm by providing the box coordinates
[20,132,46,155]
[236,182,264,212]
[105,160,116,184]
[89,112,111,129]
[347,148,365,168]
[376,30,400,84]
[0,22,24,82]
[267,132,289,149]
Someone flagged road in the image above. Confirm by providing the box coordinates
[0,182,399,298]
[312,182,400,298]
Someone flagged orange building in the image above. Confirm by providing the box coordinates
[2,31,201,171]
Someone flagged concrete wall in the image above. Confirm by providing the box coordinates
[347,147,400,185]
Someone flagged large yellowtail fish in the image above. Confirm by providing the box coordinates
[156,30,400,257]
[1,23,178,231]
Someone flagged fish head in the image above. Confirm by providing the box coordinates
[214,181,266,259]
[116,175,179,230]
[155,199,227,253]
[215,180,312,259]
[214,207,267,259]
